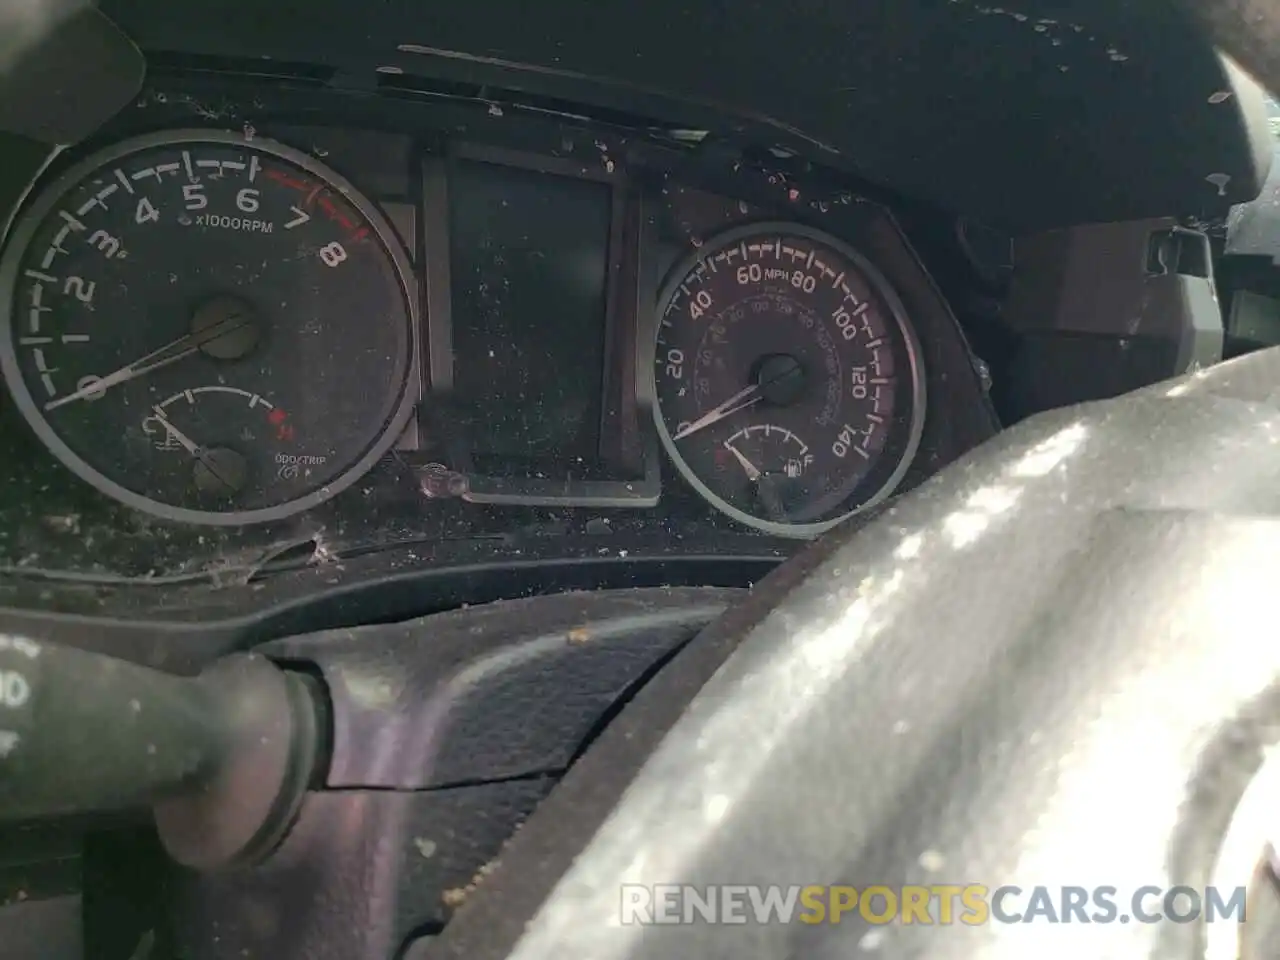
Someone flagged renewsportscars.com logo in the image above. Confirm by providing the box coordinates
[619,884,1249,926]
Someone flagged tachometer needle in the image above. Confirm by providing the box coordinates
[723,442,762,480]
[672,384,762,441]
[44,314,254,411]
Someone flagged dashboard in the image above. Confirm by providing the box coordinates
[4,7,1280,960]
[0,59,1001,626]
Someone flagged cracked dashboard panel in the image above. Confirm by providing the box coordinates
[0,64,998,603]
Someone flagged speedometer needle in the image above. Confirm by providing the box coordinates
[672,384,762,441]
[44,313,254,411]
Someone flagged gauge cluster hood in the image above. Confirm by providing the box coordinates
[94,0,1275,232]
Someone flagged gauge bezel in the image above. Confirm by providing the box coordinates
[0,128,421,526]
[650,221,926,538]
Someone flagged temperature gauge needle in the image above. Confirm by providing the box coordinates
[148,407,203,457]
[148,407,247,497]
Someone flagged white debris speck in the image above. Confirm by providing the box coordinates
[859,930,886,951]
[918,849,946,872]
[703,794,731,824]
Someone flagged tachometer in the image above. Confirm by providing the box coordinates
[652,223,924,537]
[0,129,418,525]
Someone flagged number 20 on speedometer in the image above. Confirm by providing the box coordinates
[651,223,925,537]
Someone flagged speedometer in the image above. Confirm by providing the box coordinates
[0,129,418,526]
[652,223,924,537]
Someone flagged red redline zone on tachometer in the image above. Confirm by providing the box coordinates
[262,167,369,241]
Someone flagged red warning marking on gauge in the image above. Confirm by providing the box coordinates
[263,168,310,192]
[267,407,295,441]
[267,168,368,238]
[316,194,357,230]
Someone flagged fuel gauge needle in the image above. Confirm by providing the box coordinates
[725,442,790,522]
[723,442,762,480]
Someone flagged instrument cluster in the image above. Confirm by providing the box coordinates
[0,69,998,580]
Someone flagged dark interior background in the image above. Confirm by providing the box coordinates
[97,0,1275,231]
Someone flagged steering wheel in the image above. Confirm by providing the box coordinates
[412,345,1280,960]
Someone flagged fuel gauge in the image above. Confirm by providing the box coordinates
[720,424,816,524]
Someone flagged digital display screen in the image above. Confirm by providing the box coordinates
[449,159,611,468]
